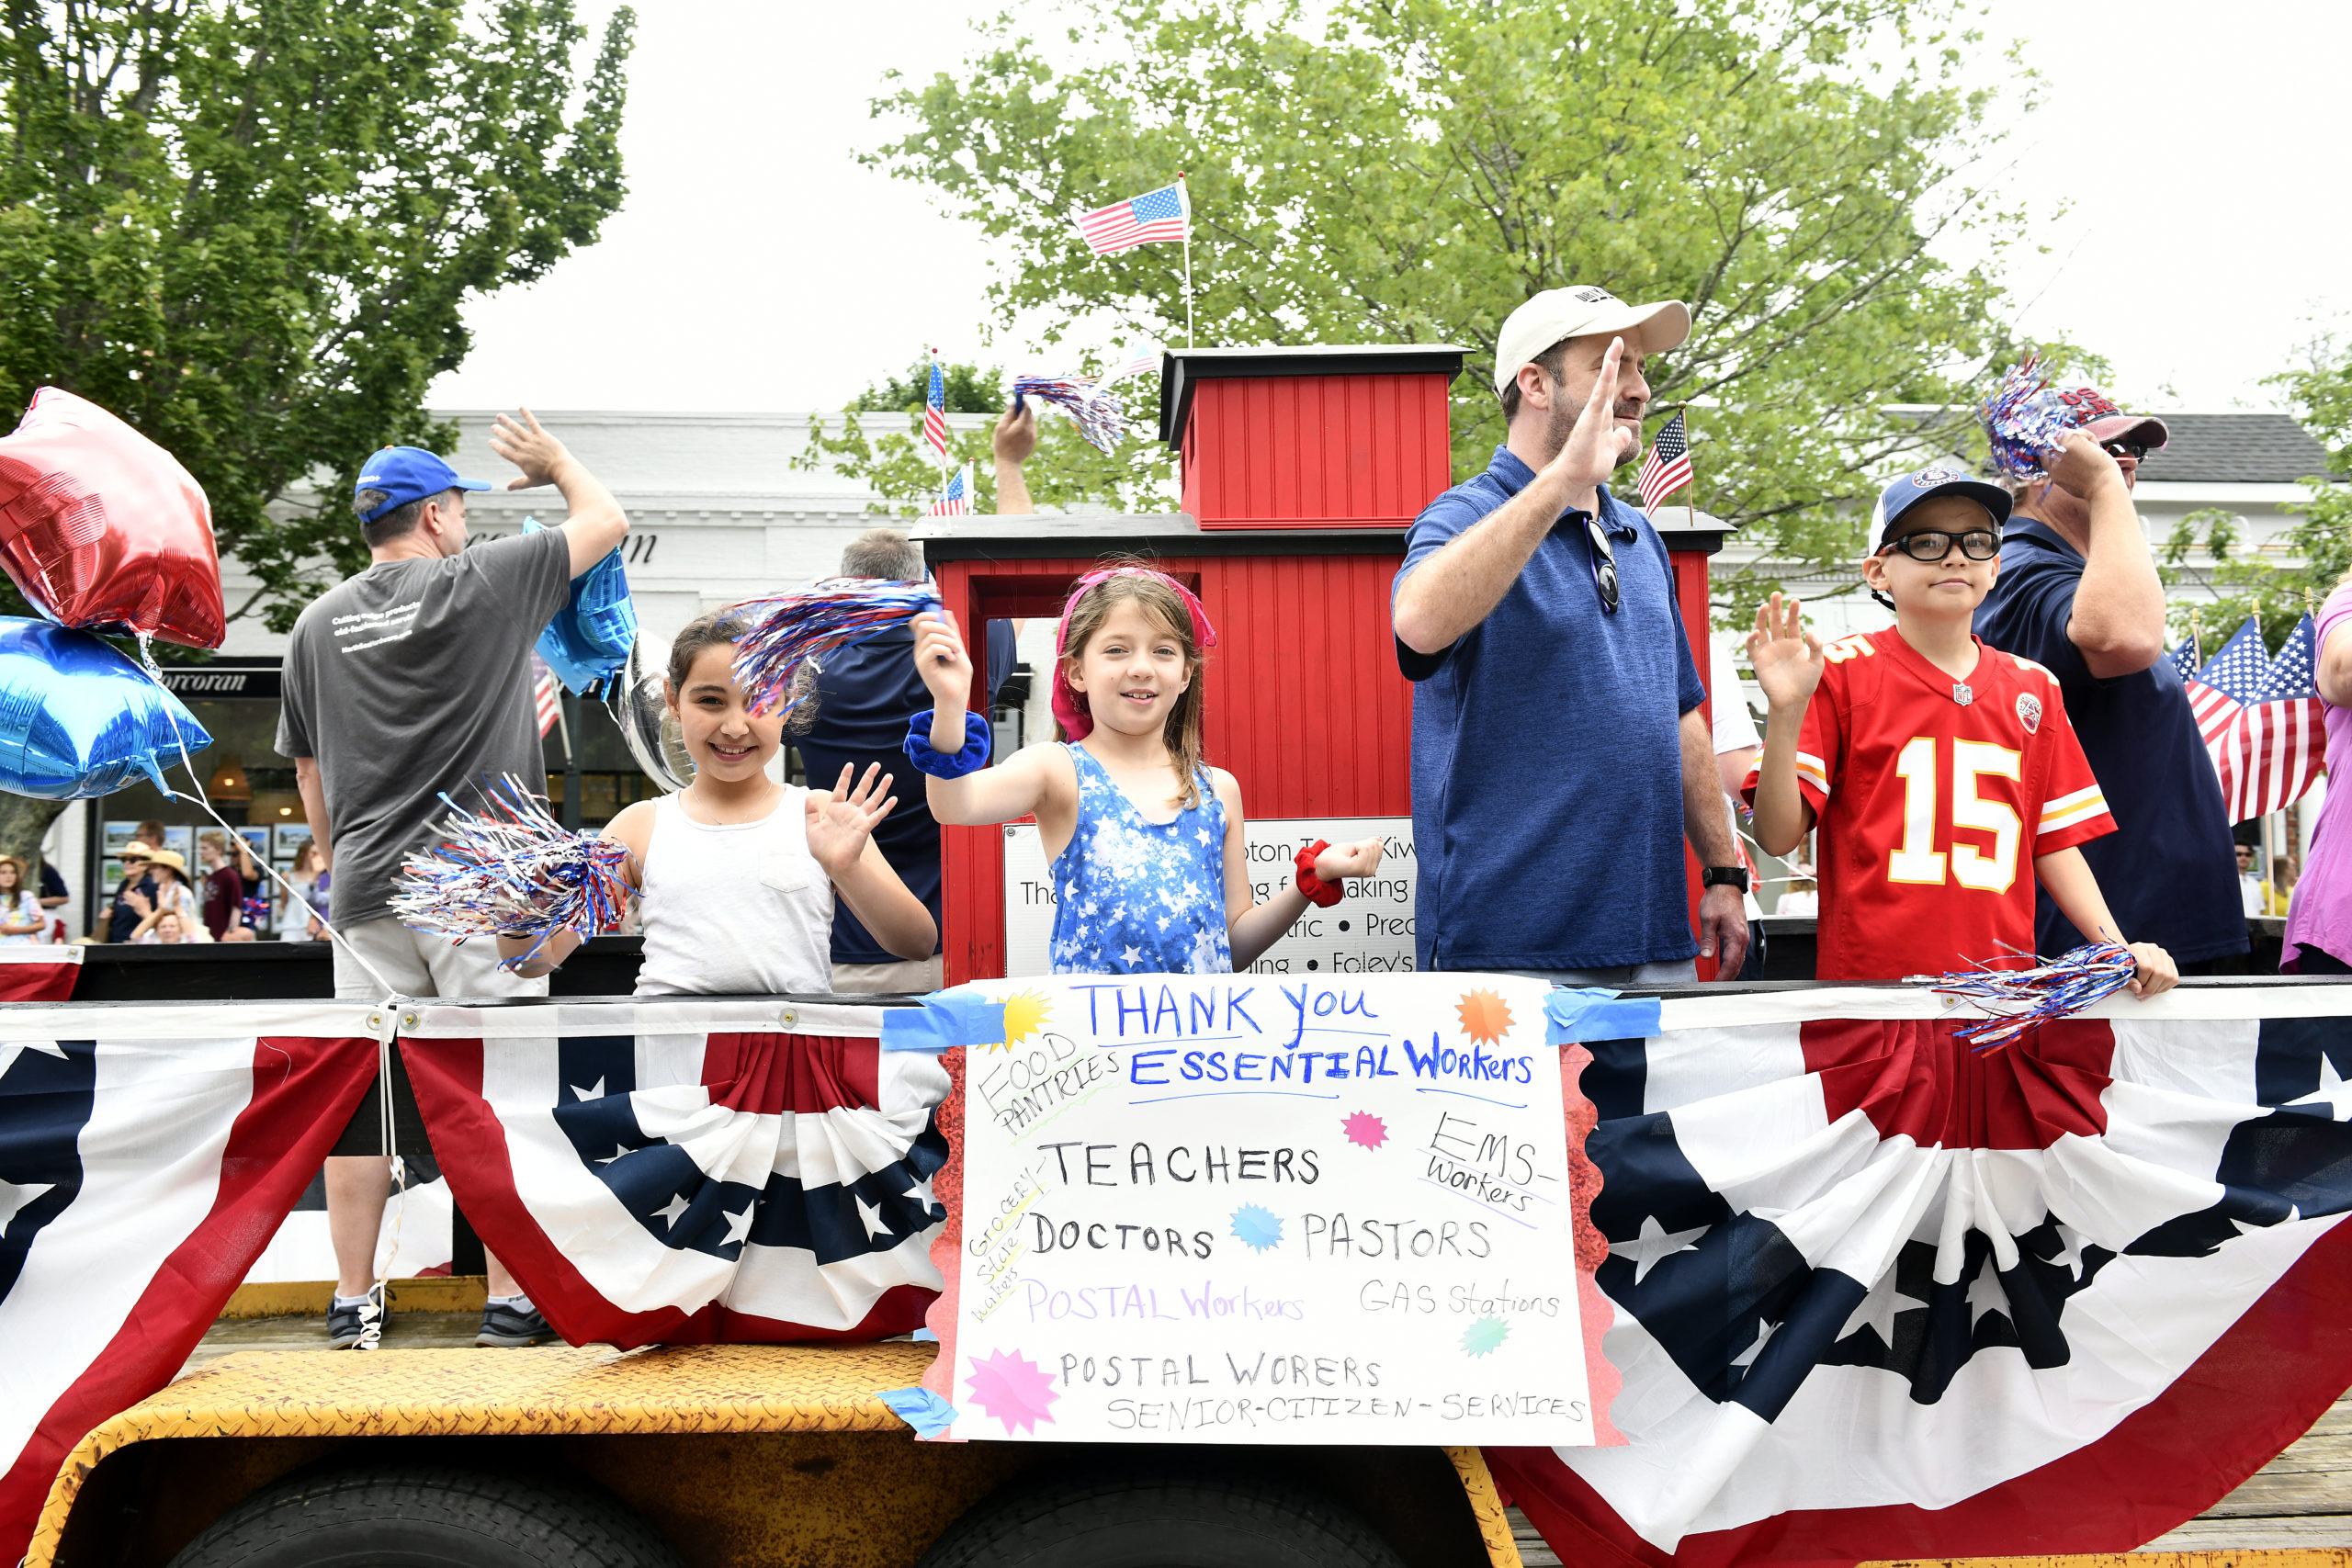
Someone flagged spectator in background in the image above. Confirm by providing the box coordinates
[798,404,1032,992]
[2237,842,2267,918]
[198,831,258,941]
[2288,573,2352,972]
[1973,401,2247,973]
[0,857,45,943]
[105,843,158,942]
[135,909,196,944]
[2268,855,2298,918]
[36,859,67,914]
[123,848,200,937]
[288,841,331,942]
[1777,863,1820,919]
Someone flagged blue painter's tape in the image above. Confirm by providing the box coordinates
[880,990,1009,1054]
[1544,987,1662,1044]
[876,1385,958,1438]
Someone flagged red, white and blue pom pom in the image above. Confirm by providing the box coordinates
[1924,942,2139,1053]
[729,577,944,719]
[1010,373,1129,454]
[391,776,633,971]
[1982,355,2079,479]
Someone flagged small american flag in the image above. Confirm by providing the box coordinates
[925,462,972,517]
[2165,634,2201,685]
[1100,346,1161,387]
[922,361,948,459]
[2213,614,2328,822]
[2187,618,2268,754]
[531,654,561,739]
[1076,182,1189,256]
[1636,409,1693,513]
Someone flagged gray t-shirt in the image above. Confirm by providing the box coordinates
[277,529,571,924]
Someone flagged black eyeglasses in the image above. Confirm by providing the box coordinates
[2101,439,2152,463]
[1877,529,2001,563]
[1584,516,1620,614]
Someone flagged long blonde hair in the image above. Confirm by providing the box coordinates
[1057,571,1211,809]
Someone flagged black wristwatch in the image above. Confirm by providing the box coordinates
[1702,866,1750,894]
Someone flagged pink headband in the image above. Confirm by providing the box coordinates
[1050,568,1218,740]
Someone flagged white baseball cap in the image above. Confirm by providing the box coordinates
[1492,286,1691,396]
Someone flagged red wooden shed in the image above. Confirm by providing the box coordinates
[916,344,1729,984]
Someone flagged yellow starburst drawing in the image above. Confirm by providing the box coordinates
[998,989,1052,1048]
[1456,988,1513,1045]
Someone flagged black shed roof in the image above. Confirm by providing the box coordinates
[2135,413,2335,484]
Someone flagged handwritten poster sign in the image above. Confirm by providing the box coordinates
[927,973,1599,1445]
[1001,818,1419,977]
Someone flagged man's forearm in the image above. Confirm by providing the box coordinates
[1392,468,1577,654]
[1679,710,1735,863]
[553,457,629,572]
[995,458,1034,516]
[2066,484,2165,677]
[294,759,331,867]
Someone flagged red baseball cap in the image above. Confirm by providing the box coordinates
[2049,385,2168,451]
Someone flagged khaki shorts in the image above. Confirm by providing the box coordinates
[829,955,944,996]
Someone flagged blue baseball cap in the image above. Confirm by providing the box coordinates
[1868,465,2011,556]
[354,446,492,525]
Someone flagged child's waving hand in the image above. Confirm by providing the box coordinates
[910,611,974,711]
[1314,837,1387,880]
[806,762,899,879]
[1747,592,1825,711]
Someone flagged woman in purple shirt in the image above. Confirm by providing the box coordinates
[2286,576,2352,972]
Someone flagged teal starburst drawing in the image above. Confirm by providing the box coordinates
[1461,1315,1510,1357]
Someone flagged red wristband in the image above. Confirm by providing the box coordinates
[1295,840,1344,908]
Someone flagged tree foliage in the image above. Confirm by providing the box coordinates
[0,0,637,634]
[867,0,2027,615]
[801,356,1170,516]
[2158,344,2352,653]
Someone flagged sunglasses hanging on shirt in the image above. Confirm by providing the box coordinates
[1584,516,1621,614]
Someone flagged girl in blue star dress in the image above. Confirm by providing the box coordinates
[906,565,1384,975]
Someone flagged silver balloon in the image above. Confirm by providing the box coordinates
[605,630,692,792]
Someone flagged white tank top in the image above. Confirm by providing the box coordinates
[633,789,833,997]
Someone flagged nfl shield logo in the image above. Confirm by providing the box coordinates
[2017,692,2043,734]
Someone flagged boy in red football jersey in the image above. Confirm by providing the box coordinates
[1743,458,2178,991]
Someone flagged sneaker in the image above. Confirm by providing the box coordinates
[326,1286,385,1350]
[475,1299,551,1348]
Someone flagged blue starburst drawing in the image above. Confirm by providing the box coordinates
[1229,1203,1283,1252]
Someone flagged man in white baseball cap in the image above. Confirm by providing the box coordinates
[1392,285,1749,985]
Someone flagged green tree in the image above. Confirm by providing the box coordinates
[802,356,1170,515]
[2157,341,2352,654]
[0,0,634,867]
[866,0,2025,615]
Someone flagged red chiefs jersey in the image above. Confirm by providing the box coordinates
[1742,627,2115,980]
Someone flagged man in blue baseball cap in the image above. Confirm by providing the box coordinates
[277,409,628,1352]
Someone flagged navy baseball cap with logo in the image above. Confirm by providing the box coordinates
[1867,465,2013,556]
[353,446,492,525]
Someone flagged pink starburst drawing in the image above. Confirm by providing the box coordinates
[965,1348,1060,1436]
[1342,1111,1388,1151]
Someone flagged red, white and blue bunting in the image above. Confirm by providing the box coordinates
[1491,982,2352,1568]
[399,998,949,1347]
[0,1002,384,1567]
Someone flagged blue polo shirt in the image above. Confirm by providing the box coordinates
[1973,517,2246,964]
[1396,447,1705,971]
[797,619,1016,965]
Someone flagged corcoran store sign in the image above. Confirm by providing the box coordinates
[155,667,282,700]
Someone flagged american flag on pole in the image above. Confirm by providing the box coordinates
[2211,614,2329,822]
[924,462,972,518]
[531,653,561,739]
[1637,410,1693,513]
[2165,634,2201,686]
[922,360,948,460]
[2186,617,2268,753]
[1075,182,1189,256]
[1100,346,1162,388]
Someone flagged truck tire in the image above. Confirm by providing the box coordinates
[919,1474,1410,1568]
[166,1463,682,1568]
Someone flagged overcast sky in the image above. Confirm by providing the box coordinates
[429,1,2350,418]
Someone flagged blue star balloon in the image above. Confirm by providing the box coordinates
[0,618,211,797]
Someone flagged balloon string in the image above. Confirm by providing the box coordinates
[126,637,406,1004]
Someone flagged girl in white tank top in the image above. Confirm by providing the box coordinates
[499,613,936,993]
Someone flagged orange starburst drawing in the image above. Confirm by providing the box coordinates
[1456,988,1513,1045]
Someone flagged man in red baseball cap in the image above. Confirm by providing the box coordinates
[1973,386,2249,973]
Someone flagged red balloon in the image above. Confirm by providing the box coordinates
[0,388,224,649]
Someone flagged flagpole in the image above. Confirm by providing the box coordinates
[1179,173,1195,347]
[1680,402,1694,532]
